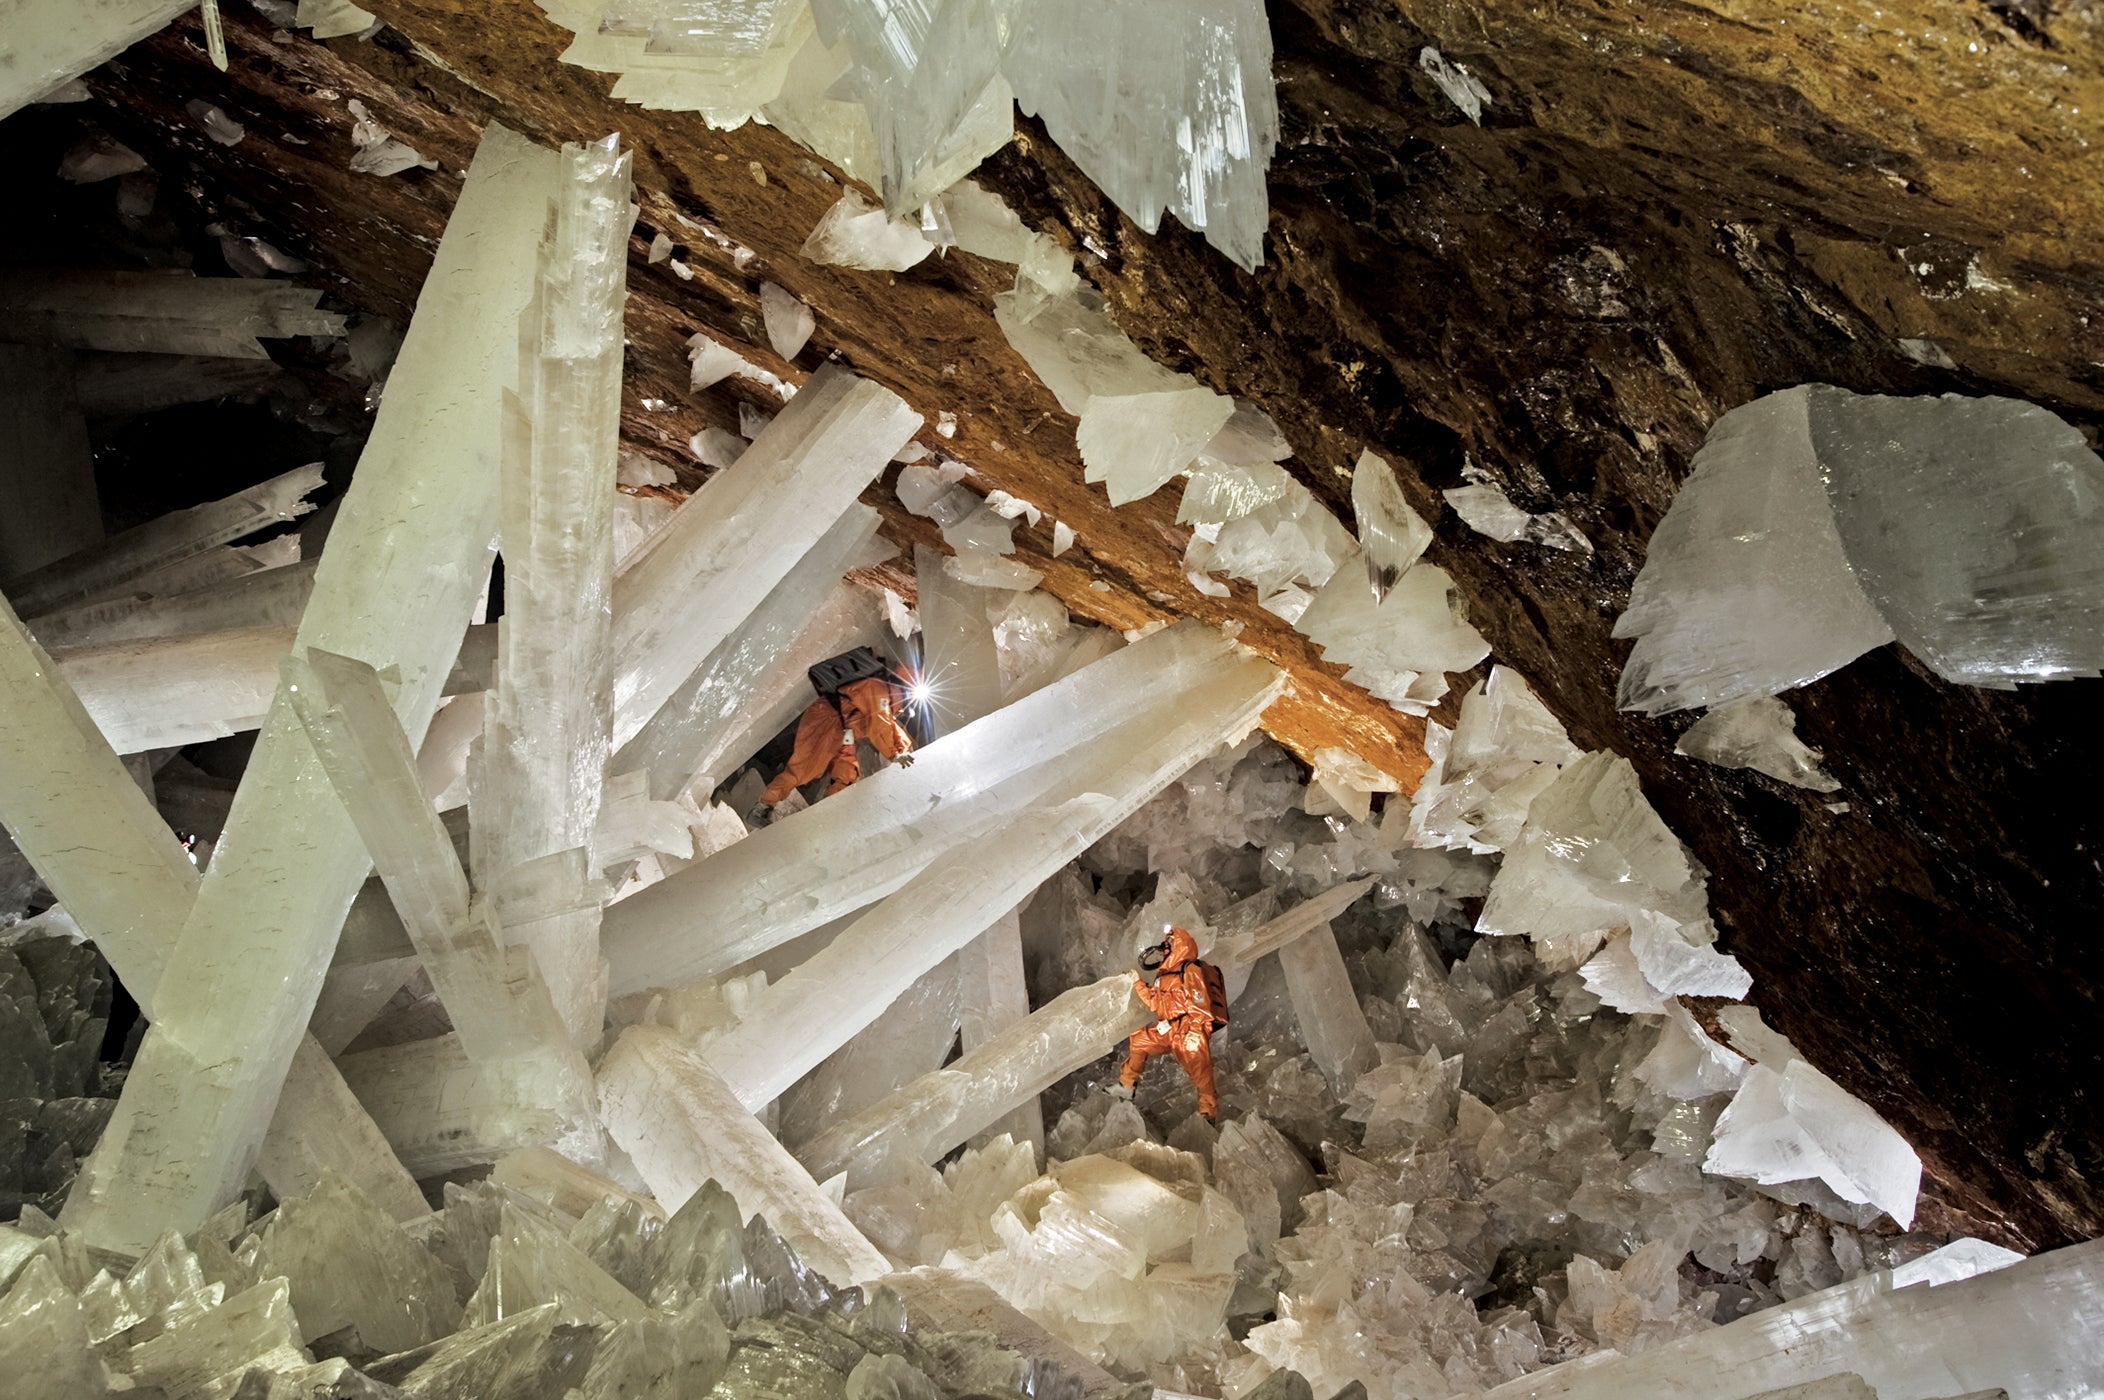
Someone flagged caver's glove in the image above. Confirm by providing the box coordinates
[745,803,773,828]
[893,752,915,768]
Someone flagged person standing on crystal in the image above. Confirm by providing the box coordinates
[748,646,917,826]
[1113,924,1226,1122]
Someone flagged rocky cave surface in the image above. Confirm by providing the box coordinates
[16,0,2102,1252]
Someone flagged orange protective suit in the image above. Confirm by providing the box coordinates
[1118,925,1220,1119]
[760,676,914,805]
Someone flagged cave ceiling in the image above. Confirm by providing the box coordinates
[22,0,2104,1249]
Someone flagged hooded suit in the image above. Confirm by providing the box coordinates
[1119,925,1220,1118]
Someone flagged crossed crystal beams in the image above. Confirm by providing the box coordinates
[599,619,1273,997]
[794,876,1376,1189]
[55,126,558,1257]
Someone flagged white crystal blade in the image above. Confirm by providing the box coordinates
[0,0,193,120]
[610,364,920,745]
[61,125,558,1255]
[1349,448,1431,600]
[0,269,344,357]
[599,1024,892,1286]
[1276,920,1376,1093]
[1676,695,1841,792]
[29,557,318,650]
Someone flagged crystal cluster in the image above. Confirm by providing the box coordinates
[534,0,1278,270]
[1617,385,2104,712]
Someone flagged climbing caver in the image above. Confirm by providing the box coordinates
[748,646,916,827]
[1115,924,1228,1122]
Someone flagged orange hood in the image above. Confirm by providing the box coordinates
[1160,925,1201,973]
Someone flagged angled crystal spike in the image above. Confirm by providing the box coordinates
[250,1170,462,1353]
[1614,387,1894,715]
[795,883,1364,1187]
[4,463,323,617]
[600,621,1277,996]
[610,365,919,746]
[1477,1239,2101,1400]
[702,653,1281,1111]
[0,592,200,997]
[252,1035,430,1221]
[0,270,344,357]
[802,188,935,271]
[778,953,962,1151]
[462,1200,651,1327]
[613,506,885,803]
[955,908,1041,1154]
[1706,1058,1920,1228]
[0,0,193,120]
[62,126,559,1256]
[600,1024,893,1286]
[29,557,318,650]
[0,345,102,579]
[1349,449,1431,601]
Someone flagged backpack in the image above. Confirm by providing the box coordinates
[1194,961,1230,1026]
[807,646,901,704]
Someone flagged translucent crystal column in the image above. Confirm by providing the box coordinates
[1476,1237,2103,1400]
[54,624,294,755]
[609,365,920,746]
[5,463,323,617]
[956,909,1042,1154]
[0,0,193,120]
[1275,920,1376,1094]
[471,136,633,1045]
[913,544,1005,733]
[599,1024,892,1286]
[0,345,102,579]
[62,125,557,1256]
[0,270,344,358]
[612,505,884,803]
[29,558,319,650]
[601,621,1262,995]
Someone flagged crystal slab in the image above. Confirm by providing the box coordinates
[0,269,343,358]
[0,0,192,120]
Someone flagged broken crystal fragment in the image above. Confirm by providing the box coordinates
[1444,471,1590,553]
[297,0,378,37]
[56,133,146,182]
[1706,1059,1922,1227]
[1418,46,1491,124]
[348,98,439,175]
[4,462,322,617]
[1350,450,1432,600]
[1005,0,1278,270]
[252,1170,462,1352]
[1407,664,1579,853]
[1277,921,1377,1093]
[760,281,816,359]
[0,269,344,358]
[803,188,936,271]
[28,557,317,650]
[1478,751,1710,943]
[1296,557,1489,713]
[1614,388,1897,714]
[1676,696,1841,793]
[184,99,245,145]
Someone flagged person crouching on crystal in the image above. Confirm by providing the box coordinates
[748,646,916,827]
[1114,924,1226,1123]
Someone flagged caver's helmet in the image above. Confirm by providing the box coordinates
[1138,923,1200,973]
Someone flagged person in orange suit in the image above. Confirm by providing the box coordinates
[1115,925,1222,1121]
[750,674,915,823]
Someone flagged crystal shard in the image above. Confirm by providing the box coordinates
[1676,696,1841,793]
[63,125,558,1256]
[760,281,815,359]
[1296,557,1489,713]
[1005,0,1278,270]
[1614,388,1895,714]
[0,0,191,120]
[1349,450,1431,600]
[0,269,344,357]
[1276,921,1376,1094]
[1706,1060,1921,1228]
[802,189,936,271]
[251,1171,461,1353]
[1809,387,2104,687]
